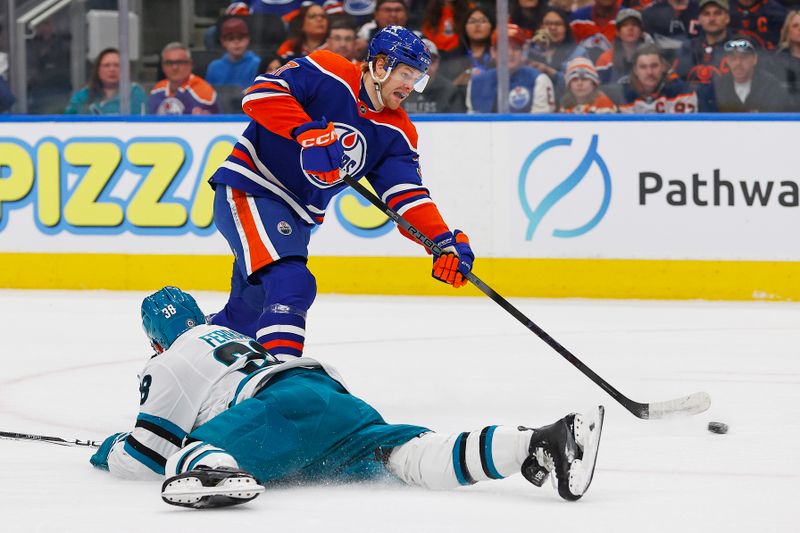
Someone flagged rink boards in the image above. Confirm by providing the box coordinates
[0,115,797,300]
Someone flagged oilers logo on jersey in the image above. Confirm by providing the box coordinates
[336,123,368,177]
[277,221,292,235]
[509,86,532,111]
[156,97,186,115]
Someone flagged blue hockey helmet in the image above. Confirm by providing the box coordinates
[367,25,432,92]
[141,287,205,351]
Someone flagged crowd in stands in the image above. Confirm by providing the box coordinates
[3,0,800,114]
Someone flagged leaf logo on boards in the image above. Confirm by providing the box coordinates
[518,135,612,241]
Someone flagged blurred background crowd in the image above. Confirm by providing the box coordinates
[1,0,799,115]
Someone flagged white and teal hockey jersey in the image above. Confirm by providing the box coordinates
[106,324,346,479]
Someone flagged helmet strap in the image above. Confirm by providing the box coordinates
[368,60,392,108]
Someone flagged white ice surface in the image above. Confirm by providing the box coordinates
[1,290,798,532]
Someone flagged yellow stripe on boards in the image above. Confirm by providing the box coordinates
[0,253,797,301]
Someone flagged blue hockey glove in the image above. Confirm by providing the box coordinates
[293,118,344,184]
[90,432,129,471]
[431,230,474,288]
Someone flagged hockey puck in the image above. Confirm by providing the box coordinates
[707,422,728,434]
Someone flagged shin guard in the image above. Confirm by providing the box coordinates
[386,426,533,489]
[254,258,316,359]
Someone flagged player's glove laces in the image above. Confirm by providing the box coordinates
[431,230,474,288]
[293,117,344,184]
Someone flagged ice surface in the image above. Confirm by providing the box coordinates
[1,290,798,532]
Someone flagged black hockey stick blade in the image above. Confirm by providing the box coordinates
[341,173,711,420]
[0,430,102,448]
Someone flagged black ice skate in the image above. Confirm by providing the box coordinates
[161,466,265,509]
[520,405,604,501]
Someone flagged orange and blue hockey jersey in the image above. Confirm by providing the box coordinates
[209,49,450,241]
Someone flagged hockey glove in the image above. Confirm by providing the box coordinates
[293,118,344,184]
[89,432,129,471]
[431,230,474,288]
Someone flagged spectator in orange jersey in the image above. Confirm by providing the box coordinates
[609,43,699,112]
[560,57,619,112]
[277,4,330,62]
[570,0,621,60]
[675,0,734,108]
[596,9,654,83]
[422,0,472,55]
[148,42,221,115]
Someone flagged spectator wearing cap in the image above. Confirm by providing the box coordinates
[528,8,590,103]
[206,17,262,90]
[765,9,800,108]
[569,0,621,60]
[422,0,472,55]
[609,43,699,112]
[403,39,466,112]
[642,0,701,63]
[467,24,556,113]
[440,6,496,86]
[711,36,793,109]
[148,42,221,115]
[277,4,330,62]
[560,57,619,112]
[730,0,786,49]
[675,0,734,108]
[596,8,654,83]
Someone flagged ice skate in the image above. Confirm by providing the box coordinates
[161,466,265,509]
[521,405,604,501]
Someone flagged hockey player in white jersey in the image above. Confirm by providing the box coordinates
[89,287,605,509]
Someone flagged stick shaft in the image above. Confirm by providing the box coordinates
[0,430,101,448]
[343,174,652,418]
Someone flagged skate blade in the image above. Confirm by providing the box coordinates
[162,476,266,499]
[568,405,605,497]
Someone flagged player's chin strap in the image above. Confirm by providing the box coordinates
[368,60,392,108]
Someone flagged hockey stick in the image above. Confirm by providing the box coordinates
[0,430,101,448]
[342,173,711,420]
